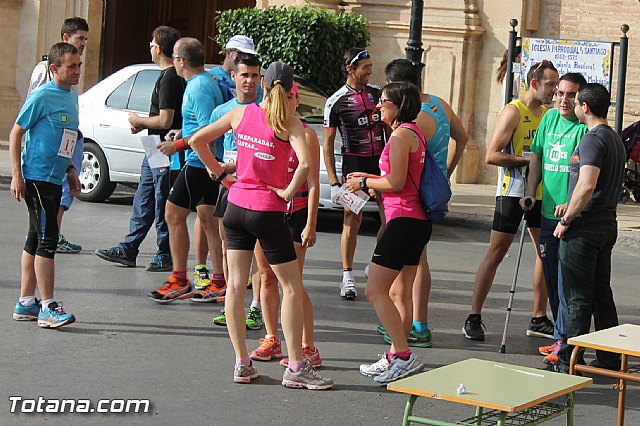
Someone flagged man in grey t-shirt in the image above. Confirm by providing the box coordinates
[552,83,626,373]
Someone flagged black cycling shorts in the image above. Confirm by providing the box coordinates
[341,154,380,183]
[170,169,181,187]
[371,217,432,271]
[24,180,62,259]
[213,185,229,218]
[168,165,219,210]
[223,202,296,265]
[492,196,542,234]
[287,207,308,244]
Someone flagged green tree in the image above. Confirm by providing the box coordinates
[215,5,370,94]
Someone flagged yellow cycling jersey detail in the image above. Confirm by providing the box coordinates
[496,99,545,199]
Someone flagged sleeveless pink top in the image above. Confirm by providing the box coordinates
[228,103,291,212]
[286,122,310,213]
[379,122,428,222]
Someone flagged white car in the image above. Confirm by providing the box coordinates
[78,64,377,213]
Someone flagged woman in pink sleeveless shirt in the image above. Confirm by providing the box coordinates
[249,81,323,368]
[189,62,332,390]
[345,81,431,384]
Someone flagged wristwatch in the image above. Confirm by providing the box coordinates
[215,171,228,182]
[560,217,571,226]
[359,177,368,191]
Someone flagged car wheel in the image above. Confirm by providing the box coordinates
[76,142,117,202]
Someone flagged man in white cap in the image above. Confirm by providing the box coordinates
[211,35,259,98]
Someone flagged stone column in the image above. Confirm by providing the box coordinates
[451,0,484,183]
[349,0,486,182]
[0,0,23,138]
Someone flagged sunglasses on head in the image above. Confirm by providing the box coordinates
[348,50,370,67]
[531,60,553,75]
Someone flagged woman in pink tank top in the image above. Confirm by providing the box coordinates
[189,62,333,389]
[344,82,432,384]
[250,81,324,367]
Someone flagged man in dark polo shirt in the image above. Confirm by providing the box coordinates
[95,26,185,271]
[552,83,626,373]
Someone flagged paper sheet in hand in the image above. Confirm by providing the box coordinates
[140,135,170,169]
[335,186,370,214]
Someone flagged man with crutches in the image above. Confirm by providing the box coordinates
[462,61,558,342]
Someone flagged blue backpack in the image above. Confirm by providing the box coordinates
[402,123,452,222]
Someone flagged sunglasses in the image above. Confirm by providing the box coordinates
[149,42,159,49]
[348,50,370,67]
[171,53,183,60]
[531,60,554,75]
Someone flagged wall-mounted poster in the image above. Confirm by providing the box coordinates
[519,37,613,97]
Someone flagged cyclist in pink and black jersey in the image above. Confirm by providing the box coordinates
[323,48,386,301]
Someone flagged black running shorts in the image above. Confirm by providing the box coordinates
[213,185,229,218]
[287,207,308,244]
[168,165,219,210]
[371,217,432,271]
[492,196,542,234]
[24,180,62,259]
[341,154,380,183]
[223,202,296,265]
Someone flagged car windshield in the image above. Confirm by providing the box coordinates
[295,79,326,124]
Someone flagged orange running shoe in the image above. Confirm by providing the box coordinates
[250,336,283,361]
[539,340,562,356]
[190,283,226,303]
[280,345,323,368]
[543,353,559,364]
[147,276,192,303]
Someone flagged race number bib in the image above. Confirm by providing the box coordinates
[223,149,238,163]
[58,129,78,159]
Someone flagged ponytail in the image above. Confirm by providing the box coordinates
[265,82,289,134]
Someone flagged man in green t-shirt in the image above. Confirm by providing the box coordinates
[521,72,587,363]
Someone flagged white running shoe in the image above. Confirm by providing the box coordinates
[374,353,424,385]
[340,278,357,300]
[360,353,390,377]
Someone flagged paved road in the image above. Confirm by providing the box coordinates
[0,189,638,425]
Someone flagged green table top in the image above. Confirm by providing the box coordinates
[387,358,592,412]
[568,323,640,357]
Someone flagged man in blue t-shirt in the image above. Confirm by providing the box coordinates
[149,37,224,303]
[9,43,81,328]
[27,17,89,254]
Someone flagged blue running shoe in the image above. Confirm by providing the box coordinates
[13,299,41,321]
[38,302,75,328]
[374,353,424,385]
[57,235,82,254]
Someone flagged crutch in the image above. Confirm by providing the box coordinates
[499,198,532,353]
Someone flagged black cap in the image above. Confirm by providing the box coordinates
[263,61,294,91]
